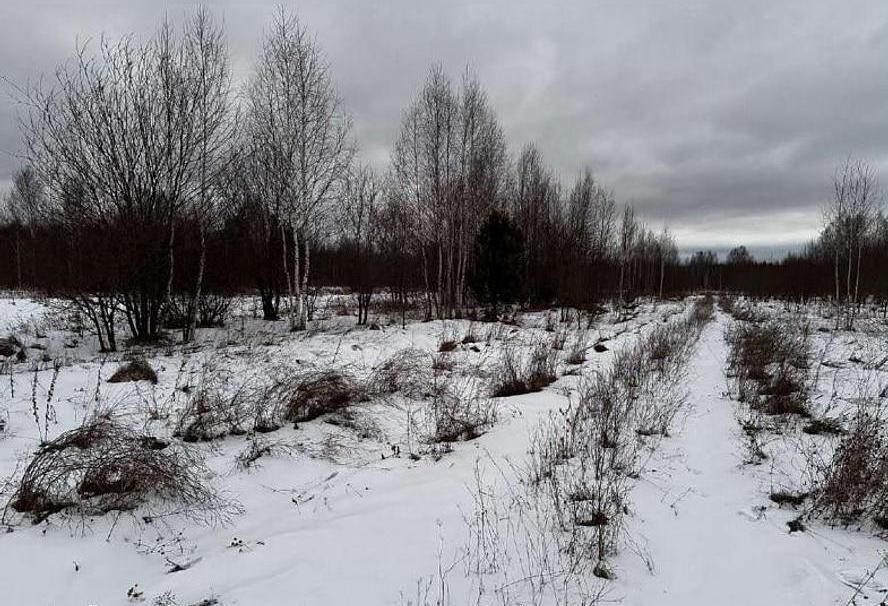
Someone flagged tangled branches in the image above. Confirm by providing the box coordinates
[6,413,225,525]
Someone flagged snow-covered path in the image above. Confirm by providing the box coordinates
[617,315,886,605]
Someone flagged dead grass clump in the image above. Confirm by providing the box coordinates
[7,414,219,524]
[491,341,558,397]
[0,335,23,358]
[438,339,458,353]
[276,370,365,423]
[491,346,525,397]
[803,417,845,435]
[235,436,292,471]
[461,326,480,345]
[725,319,810,416]
[550,327,568,351]
[566,331,589,365]
[427,380,497,443]
[108,359,158,384]
[368,348,432,400]
[731,302,763,323]
[757,373,810,416]
[769,490,809,507]
[174,369,267,441]
[527,341,558,389]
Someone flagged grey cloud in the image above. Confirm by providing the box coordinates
[1,0,886,252]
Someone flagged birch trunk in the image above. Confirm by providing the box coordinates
[292,227,302,331]
[281,223,295,330]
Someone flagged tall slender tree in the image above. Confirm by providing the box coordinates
[244,10,354,330]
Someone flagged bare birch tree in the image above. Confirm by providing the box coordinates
[825,158,878,329]
[392,66,507,319]
[244,10,354,330]
[180,9,234,343]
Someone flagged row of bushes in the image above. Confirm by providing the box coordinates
[529,296,714,576]
[5,308,612,526]
[723,298,887,532]
[5,338,503,523]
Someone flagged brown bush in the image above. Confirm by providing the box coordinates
[368,348,433,400]
[491,341,558,397]
[427,379,497,443]
[531,299,712,567]
[725,319,810,416]
[815,407,887,524]
[438,339,458,353]
[275,370,365,423]
[108,359,158,384]
[6,414,220,524]
[174,367,270,441]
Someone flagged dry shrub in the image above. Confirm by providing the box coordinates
[163,294,230,330]
[6,414,220,524]
[803,417,844,435]
[108,358,157,384]
[725,318,810,416]
[234,435,292,471]
[491,341,558,397]
[197,294,231,328]
[431,353,455,371]
[177,365,369,437]
[815,406,887,524]
[368,348,433,400]
[717,294,736,314]
[271,370,365,423]
[530,300,711,567]
[174,367,270,441]
[690,294,716,326]
[427,378,497,443]
[566,331,589,365]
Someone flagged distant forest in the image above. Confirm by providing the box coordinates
[1,10,886,348]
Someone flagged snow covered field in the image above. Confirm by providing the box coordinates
[0,294,885,605]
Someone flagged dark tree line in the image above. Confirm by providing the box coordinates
[1,11,885,352]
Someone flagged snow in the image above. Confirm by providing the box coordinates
[0,297,885,605]
[616,315,886,605]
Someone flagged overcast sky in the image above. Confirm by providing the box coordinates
[1,0,886,256]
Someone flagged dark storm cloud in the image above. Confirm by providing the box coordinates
[1,0,886,251]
